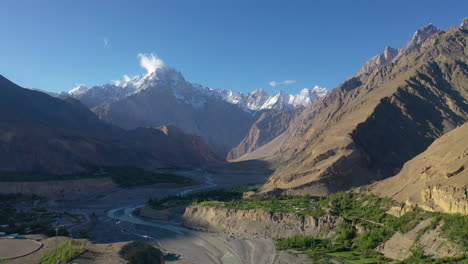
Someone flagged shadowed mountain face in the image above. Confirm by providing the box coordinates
[254,25,468,196]
[0,76,220,174]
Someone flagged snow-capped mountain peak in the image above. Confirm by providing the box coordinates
[246,88,270,110]
[289,86,328,107]
[69,84,90,96]
[68,63,327,111]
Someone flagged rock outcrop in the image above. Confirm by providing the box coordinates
[181,205,343,238]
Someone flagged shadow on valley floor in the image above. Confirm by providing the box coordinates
[212,159,274,173]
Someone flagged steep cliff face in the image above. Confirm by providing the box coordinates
[369,123,468,215]
[255,25,467,196]
[182,205,343,238]
[227,109,300,160]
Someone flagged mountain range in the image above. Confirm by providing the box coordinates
[0,75,220,174]
[244,21,468,204]
[1,18,466,217]
[68,71,327,112]
[66,65,326,156]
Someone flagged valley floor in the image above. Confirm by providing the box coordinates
[40,167,274,264]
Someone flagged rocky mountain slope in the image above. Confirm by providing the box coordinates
[369,123,467,215]
[68,66,326,157]
[227,108,302,160]
[252,22,467,196]
[0,75,220,174]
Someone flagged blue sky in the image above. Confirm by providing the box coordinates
[1,0,466,94]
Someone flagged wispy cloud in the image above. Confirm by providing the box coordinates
[138,53,165,74]
[111,53,166,86]
[123,74,131,82]
[269,80,296,87]
[103,37,109,47]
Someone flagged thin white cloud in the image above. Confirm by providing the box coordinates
[138,53,165,74]
[104,37,109,47]
[112,74,133,85]
[269,80,296,87]
[123,74,131,82]
[111,53,166,86]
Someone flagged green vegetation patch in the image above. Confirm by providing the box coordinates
[222,195,325,217]
[0,166,191,187]
[186,189,467,263]
[148,184,468,263]
[275,235,331,251]
[39,239,85,264]
[148,185,261,210]
[438,213,468,250]
[0,194,78,236]
[275,234,388,263]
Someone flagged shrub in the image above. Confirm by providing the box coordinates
[354,227,393,251]
[40,239,85,264]
[333,222,356,249]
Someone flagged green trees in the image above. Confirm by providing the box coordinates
[333,222,356,249]
[275,235,330,251]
